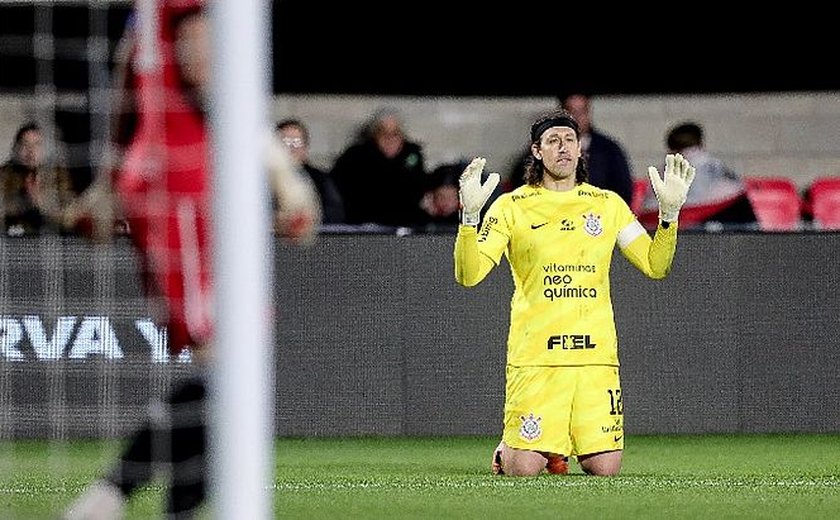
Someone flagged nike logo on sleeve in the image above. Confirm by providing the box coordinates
[531,222,548,229]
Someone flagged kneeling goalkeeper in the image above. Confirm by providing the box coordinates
[454,109,694,476]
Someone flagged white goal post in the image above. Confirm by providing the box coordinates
[209,0,275,518]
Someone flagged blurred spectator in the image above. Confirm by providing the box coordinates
[0,122,76,236]
[330,107,429,228]
[421,158,503,230]
[276,118,345,224]
[508,93,634,205]
[420,163,460,228]
[641,121,755,227]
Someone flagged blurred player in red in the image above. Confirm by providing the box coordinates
[63,1,319,518]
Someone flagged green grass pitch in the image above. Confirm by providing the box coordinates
[2,434,839,519]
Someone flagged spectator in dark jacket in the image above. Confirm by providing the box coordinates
[0,122,76,236]
[330,107,429,228]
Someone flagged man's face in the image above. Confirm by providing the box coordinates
[373,116,404,159]
[432,184,460,217]
[278,125,308,165]
[533,126,580,180]
[15,129,43,169]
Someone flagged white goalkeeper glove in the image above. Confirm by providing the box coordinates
[264,131,322,245]
[458,157,500,226]
[647,152,696,223]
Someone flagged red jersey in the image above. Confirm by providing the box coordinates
[117,0,211,356]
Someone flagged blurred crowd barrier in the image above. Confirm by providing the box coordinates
[1,232,838,439]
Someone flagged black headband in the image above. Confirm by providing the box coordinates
[530,116,580,142]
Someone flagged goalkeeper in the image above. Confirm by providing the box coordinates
[63,1,320,518]
[454,109,694,477]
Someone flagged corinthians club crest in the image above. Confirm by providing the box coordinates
[519,412,542,442]
[582,212,603,236]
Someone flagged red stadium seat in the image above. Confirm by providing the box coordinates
[637,192,747,230]
[631,178,649,215]
[807,176,840,231]
[743,176,803,231]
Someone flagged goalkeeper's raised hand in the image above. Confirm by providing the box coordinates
[647,153,696,223]
[459,157,500,226]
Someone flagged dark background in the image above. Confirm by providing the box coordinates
[0,2,834,191]
[0,2,836,97]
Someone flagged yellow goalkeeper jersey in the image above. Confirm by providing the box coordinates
[455,183,678,367]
